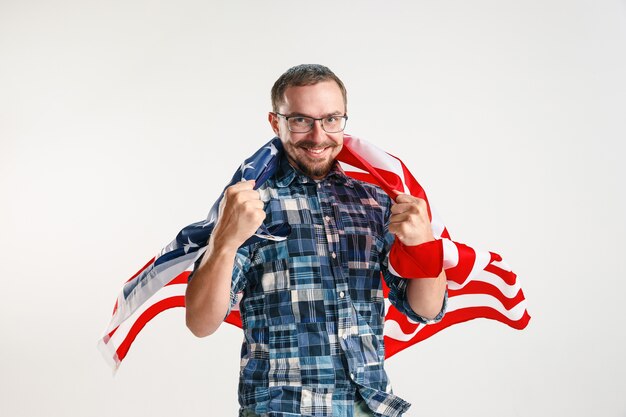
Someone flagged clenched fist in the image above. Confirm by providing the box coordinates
[388,191,435,246]
[211,180,266,251]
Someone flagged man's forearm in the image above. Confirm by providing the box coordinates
[406,268,447,320]
[185,236,238,338]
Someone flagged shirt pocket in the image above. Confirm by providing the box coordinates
[338,204,386,275]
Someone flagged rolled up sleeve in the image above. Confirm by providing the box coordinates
[382,232,447,325]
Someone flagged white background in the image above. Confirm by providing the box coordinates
[1,1,625,416]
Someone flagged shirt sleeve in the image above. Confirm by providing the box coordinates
[380,205,447,325]
[187,244,251,319]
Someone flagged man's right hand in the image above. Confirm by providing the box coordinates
[211,180,266,251]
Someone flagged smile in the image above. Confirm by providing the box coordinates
[302,146,331,158]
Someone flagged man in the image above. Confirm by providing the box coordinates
[185,64,447,417]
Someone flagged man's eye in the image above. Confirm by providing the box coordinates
[292,117,308,124]
[325,116,338,123]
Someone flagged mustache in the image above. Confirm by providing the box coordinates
[296,140,338,149]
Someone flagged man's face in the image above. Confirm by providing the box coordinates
[269,81,345,180]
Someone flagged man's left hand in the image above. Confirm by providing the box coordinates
[389,191,434,246]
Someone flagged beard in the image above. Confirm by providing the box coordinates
[294,156,335,179]
[284,139,341,179]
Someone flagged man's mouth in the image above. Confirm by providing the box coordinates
[302,146,331,158]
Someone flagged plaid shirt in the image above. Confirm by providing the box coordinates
[213,156,446,417]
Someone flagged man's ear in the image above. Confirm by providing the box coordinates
[268,112,280,136]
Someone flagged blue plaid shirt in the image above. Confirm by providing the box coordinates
[208,156,446,417]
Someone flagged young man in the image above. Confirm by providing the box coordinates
[185,64,447,417]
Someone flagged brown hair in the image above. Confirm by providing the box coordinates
[271,64,347,113]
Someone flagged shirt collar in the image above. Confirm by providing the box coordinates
[274,154,355,188]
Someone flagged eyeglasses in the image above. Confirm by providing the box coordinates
[275,112,348,133]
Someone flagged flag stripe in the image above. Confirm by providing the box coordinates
[101,284,187,367]
[384,307,531,358]
[109,284,187,348]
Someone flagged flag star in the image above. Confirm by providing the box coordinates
[266,142,278,156]
[240,161,255,177]
[183,237,199,254]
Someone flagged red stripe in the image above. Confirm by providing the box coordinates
[384,307,531,358]
[484,254,517,286]
[444,242,476,285]
[107,325,119,339]
[115,296,186,362]
[389,239,444,279]
[224,311,242,327]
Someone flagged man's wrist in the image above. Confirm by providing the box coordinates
[205,232,240,263]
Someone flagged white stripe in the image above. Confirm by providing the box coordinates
[468,246,492,281]
[338,162,368,175]
[345,136,410,193]
[447,293,528,316]
[430,207,446,239]
[447,268,522,299]
[442,238,459,269]
[97,337,120,372]
[383,320,424,341]
[383,293,528,341]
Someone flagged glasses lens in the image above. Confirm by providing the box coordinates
[288,116,313,133]
[322,116,346,133]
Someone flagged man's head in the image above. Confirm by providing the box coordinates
[269,64,348,180]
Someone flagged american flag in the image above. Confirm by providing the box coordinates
[99,134,530,370]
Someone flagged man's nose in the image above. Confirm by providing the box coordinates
[310,119,326,140]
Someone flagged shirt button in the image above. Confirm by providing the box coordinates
[324,215,331,223]
[342,332,348,340]
[317,182,321,189]
[339,291,345,298]
[331,252,336,259]
[350,373,355,380]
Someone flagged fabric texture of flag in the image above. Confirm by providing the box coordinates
[99,134,530,370]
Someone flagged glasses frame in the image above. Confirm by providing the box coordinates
[275,112,349,133]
